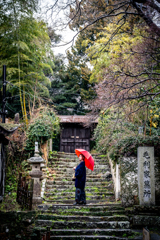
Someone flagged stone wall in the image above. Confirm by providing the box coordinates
[120,156,160,207]
[120,156,138,207]
[0,211,38,239]
[108,155,121,200]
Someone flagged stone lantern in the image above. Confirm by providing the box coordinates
[28,142,46,204]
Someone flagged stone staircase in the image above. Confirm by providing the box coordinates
[34,152,141,239]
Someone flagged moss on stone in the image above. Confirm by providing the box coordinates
[0,123,19,131]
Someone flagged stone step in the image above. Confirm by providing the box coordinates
[46,167,110,172]
[36,228,140,239]
[48,161,109,167]
[46,177,111,183]
[43,200,115,204]
[44,191,114,197]
[48,161,109,165]
[45,174,111,179]
[44,196,114,202]
[46,168,110,174]
[38,203,123,211]
[48,163,110,172]
[48,163,109,168]
[41,210,125,216]
[46,185,113,191]
[49,153,106,159]
[49,157,105,162]
[43,173,112,180]
[46,180,111,186]
[48,159,109,164]
[49,235,140,240]
[44,176,112,181]
[49,177,110,182]
[44,194,114,200]
[44,185,112,191]
[45,189,114,194]
[36,220,130,229]
[45,185,113,191]
[37,214,129,222]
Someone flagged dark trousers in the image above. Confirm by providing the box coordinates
[75,188,86,203]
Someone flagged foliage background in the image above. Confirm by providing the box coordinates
[93,108,160,163]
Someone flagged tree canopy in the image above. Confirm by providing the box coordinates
[0,0,60,122]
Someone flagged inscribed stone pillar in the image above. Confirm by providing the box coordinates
[138,147,155,205]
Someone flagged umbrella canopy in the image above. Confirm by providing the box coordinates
[75,149,94,171]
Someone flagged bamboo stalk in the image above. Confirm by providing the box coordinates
[23,84,28,125]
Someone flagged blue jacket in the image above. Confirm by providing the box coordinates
[75,161,86,190]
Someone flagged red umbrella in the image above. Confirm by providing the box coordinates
[75,149,94,171]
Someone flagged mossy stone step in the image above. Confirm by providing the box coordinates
[43,200,115,204]
[36,228,140,238]
[37,214,129,222]
[45,174,112,179]
[44,195,114,201]
[45,190,114,195]
[45,185,113,191]
[49,178,110,182]
[49,156,109,160]
[38,204,124,211]
[49,153,107,159]
[46,181,112,186]
[44,192,114,198]
[44,192,113,196]
[48,158,109,163]
[45,189,114,194]
[50,155,74,158]
[44,197,112,201]
[49,164,109,168]
[46,171,110,177]
[47,169,110,174]
[49,236,139,240]
[36,220,130,229]
[47,175,111,179]
[48,160,109,165]
[41,210,125,216]
[49,155,108,160]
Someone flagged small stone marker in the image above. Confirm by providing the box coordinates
[35,141,39,153]
[138,147,155,205]
[143,227,150,240]
[138,126,143,135]
[14,113,19,123]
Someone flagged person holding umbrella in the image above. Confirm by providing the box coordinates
[73,149,94,205]
[73,154,86,205]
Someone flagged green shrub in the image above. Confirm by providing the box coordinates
[25,108,60,155]
[109,135,160,163]
[93,108,160,164]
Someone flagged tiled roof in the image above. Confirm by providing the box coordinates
[58,115,98,123]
